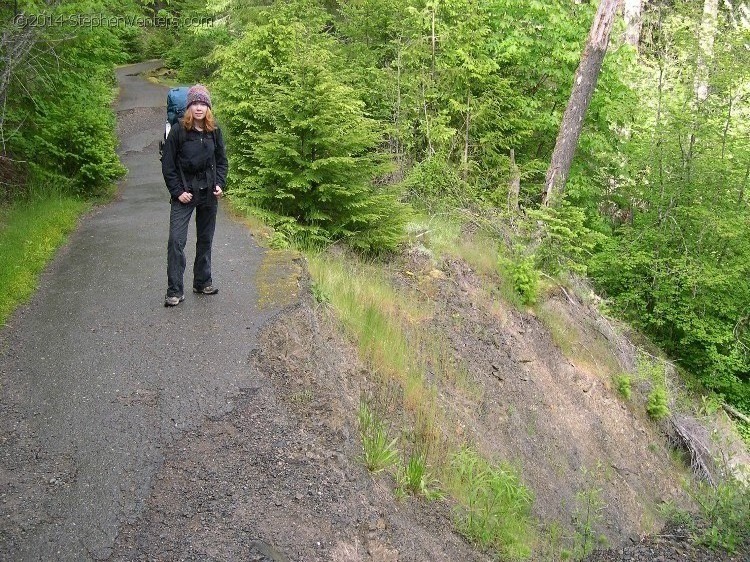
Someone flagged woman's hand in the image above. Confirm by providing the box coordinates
[178,191,193,204]
[213,185,223,198]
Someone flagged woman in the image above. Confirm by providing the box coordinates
[161,84,228,307]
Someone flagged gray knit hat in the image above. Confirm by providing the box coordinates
[186,84,211,109]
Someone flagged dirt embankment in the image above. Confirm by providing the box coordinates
[390,251,682,538]
[109,247,748,561]
[108,255,488,561]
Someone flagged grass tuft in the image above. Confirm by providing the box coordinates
[357,401,399,473]
[396,451,442,500]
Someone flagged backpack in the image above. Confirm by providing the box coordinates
[159,86,190,160]
[166,86,189,125]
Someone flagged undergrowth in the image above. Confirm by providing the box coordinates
[613,374,632,400]
[444,447,534,560]
[357,401,399,473]
[0,194,90,325]
[395,450,442,500]
[662,475,750,554]
[246,205,749,559]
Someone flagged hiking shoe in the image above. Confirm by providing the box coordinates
[193,285,219,295]
[164,295,185,307]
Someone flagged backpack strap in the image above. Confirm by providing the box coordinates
[174,125,218,194]
[177,125,189,192]
[211,128,218,190]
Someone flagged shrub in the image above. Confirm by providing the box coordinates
[446,447,534,559]
[614,374,632,400]
[646,386,670,420]
[528,197,605,277]
[214,8,408,253]
[690,478,750,552]
[6,0,127,197]
[665,476,750,553]
[400,156,472,210]
[499,254,539,306]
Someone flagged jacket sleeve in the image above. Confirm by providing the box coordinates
[214,127,228,188]
[161,125,185,198]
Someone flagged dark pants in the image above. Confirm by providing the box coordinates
[166,193,218,297]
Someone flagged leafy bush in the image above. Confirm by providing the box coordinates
[690,478,750,552]
[528,197,605,277]
[499,253,539,306]
[5,0,127,197]
[165,26,231,83]
[664,477,750,553]
[614,374,632,400]
[400,156,472,210]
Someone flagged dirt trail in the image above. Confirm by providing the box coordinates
[0,62,481,562]
[109,296,489,561]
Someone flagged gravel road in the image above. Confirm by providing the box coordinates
[0,61,283,561]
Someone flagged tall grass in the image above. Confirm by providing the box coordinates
[0,195,89,325]
[444,447,534,559]
[308,253,437,411]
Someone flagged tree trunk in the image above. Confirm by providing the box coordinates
[0,0,62,153]
[694,0,719,102]
[543,0,621,206]
[507,149,520,213]
[624,0,643,48]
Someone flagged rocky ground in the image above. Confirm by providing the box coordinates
[587,522,748,562]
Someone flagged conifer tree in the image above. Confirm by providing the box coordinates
[214,8,406,252]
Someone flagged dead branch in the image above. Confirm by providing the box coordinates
[722,403,750,424]
[668,415,719,486]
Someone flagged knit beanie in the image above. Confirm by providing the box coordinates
[186,84,212,109]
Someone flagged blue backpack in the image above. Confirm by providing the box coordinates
[159,86,190,159]
[167,86,189,125]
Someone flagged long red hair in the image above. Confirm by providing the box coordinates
[182,105,217,132]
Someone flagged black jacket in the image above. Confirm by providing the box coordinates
[161,124,228,200]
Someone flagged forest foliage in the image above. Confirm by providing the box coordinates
[4,0,750,413]
[0,0,149,197]
[185,0,750,413]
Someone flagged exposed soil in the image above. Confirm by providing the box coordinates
[108,285,491,562]
[390,249,683,540]
[107,244,748,561]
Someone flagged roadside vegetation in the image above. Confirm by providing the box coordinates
[0,0,154,324]
[179,0,748,555]
[0,196,90,325]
